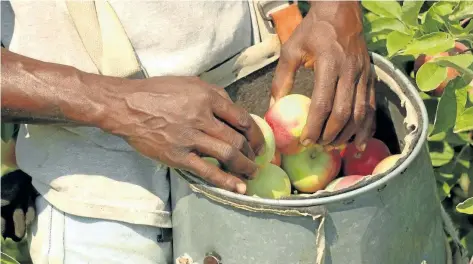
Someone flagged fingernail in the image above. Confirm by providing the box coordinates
[302,139,313,147]
[236,183,247,194]
[357,143,367,152]
[257,145,266,156]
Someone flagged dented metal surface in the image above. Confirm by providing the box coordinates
[170,53,448,264]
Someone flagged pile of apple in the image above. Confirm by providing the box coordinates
[245,94,402,199]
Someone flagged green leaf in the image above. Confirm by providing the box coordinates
[401,0,424,27]
[369,17,410,35]
[433,54,473,79]
[456,197,473,214]
[454,107,473,133]
[386,31,413,56]
[416,63,448,92]
[437,180,452,201]
[430,79,458,136]
[361,0,402,19]
[402,32,455,56]
[421,2,457,34]
[429,141,455,167]
[449,1,473,21]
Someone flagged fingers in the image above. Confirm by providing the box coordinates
[354,69,376,150]
[205,118,255,161]
[319,60,359,145]
[300,57,339,145]
[271,44,300,101]
[192,131,259,179]
[211,95,265,155]
[185,152,247,194]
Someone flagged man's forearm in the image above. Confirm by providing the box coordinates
[1,49,117,126]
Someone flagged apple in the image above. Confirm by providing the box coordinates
[250,114,276,167]
[372,154,402,175]
[324,175,366,192]
[282,145,340,193]
[329,149,342,179]
[245,163,292,199]
[264,94,312,155]
[270,149,281,167]
[342,138,391,176]
[202,157,221,168]
[414,42,471,97]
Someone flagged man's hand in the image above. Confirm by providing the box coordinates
[1,169,38,242]
[1,49,265,195]
[95,77,266,194]
[272,1,375,151]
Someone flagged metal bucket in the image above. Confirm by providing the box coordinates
[170,53,450,264]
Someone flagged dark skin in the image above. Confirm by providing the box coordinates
[1,1,373,194]
[272,1,375,151]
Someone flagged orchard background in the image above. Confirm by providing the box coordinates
[1,0,472,263]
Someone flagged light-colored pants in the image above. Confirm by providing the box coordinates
[27,196,173,264]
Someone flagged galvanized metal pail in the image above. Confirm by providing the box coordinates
[170,53,460,264]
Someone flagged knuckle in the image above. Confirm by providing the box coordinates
[314,101,332,116]
[221,145,238,163]
[353,105,368,125]
[232,134,246,151]
[237,111,252,129]
[333,106,351,123]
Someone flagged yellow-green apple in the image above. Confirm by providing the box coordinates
[342,138,391,176]
[324,175,366,192]
[264,94,311,155]
[372,154,402,174]
[245,163,292,199]
[270,149,281,167]
[282,145,340,193]
[251,114,276,167]
[414,42,471,97]
[202,157,221,168]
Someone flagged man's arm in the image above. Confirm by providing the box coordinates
[1,48,265,194]
[1,48,115,126]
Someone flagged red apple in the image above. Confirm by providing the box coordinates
[329,149,342,178]
[270,150,282,167]
[342,138,391,176]
[264,94,312,155]
[282,145,340,193]
[414,42,471,96]
[324,175,366,192]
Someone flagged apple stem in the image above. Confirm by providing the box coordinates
[354,152,362,159]
[310,151,317,159]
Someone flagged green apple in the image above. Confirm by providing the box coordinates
[246,163,292,199]
[282,145,339,193]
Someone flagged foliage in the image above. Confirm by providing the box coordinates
[362,0,473,257]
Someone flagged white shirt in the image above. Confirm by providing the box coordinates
[2,0,261,228]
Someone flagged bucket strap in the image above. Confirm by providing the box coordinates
[66,0,146,79]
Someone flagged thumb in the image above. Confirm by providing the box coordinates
[271,50,300,102]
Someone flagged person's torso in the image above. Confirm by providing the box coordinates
[2,0,255,227]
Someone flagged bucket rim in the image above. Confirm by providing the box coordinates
[176,52,429,207]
